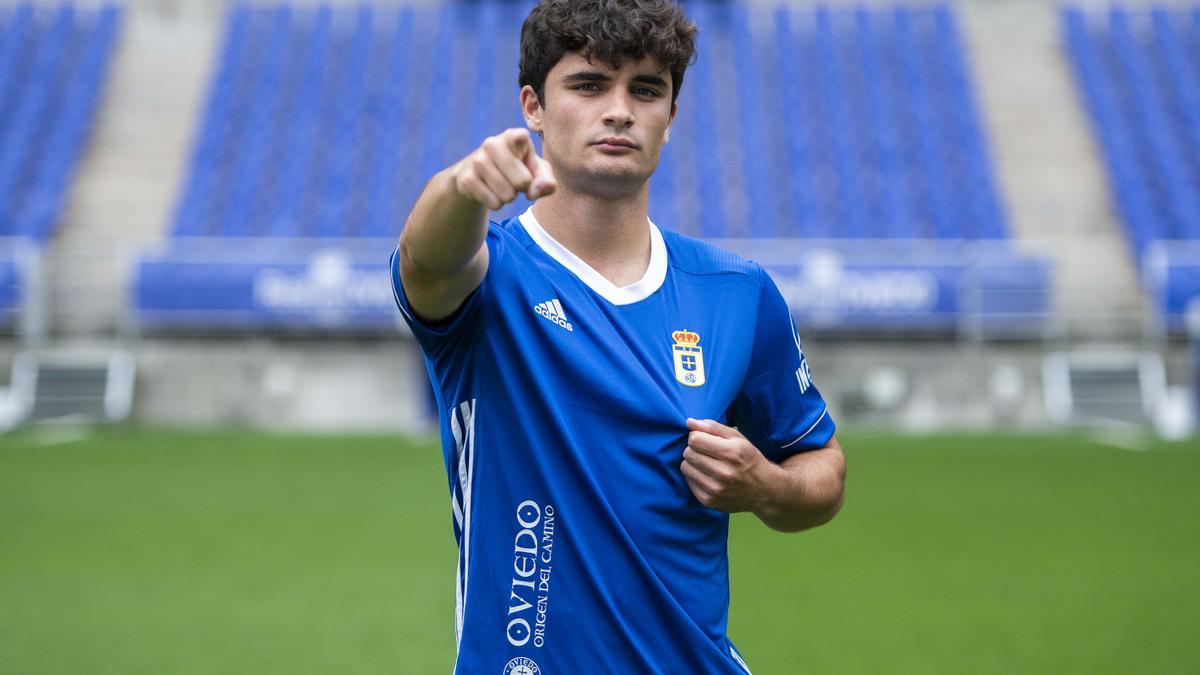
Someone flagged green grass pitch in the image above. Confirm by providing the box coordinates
[1,429,1197,674]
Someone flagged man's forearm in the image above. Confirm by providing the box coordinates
[752,442,846,533]
[397,129,556,321]
[398,166,489,280]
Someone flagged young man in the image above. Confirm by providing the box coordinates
[392,0,845,672]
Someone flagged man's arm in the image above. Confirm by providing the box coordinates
[680,418,846,533]
[398,128,556,321]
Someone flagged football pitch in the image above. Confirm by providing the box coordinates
[1,429,1196,674]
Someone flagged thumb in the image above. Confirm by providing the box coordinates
[527,155,557,200]
[686,417,739,439]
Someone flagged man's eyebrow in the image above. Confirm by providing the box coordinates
[631,74,669,89]
[563,71,611,83]
[561,71,669,90]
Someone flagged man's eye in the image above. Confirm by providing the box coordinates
[635,87,661,97]
[576,83,601,92]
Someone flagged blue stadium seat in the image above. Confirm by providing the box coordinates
[681,0,725,238]
[21,5,121,240]
[267,5,333,238]
[855,8,901,239]
[1063,4,1200,250]
[218,5,292,238]
[932,5,1007,239]
[0,6,36,138]
[361,8,416,238]
[772,7,821,238]
[173,4,252,237]
[0,7,78,214]
[0,4,122,241]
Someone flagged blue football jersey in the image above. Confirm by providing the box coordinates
[391,208,835,674]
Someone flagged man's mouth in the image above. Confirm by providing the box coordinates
[593,137,638,150]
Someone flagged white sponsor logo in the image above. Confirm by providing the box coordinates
[777,249,939,321]
[790,317,813,394]
[796,358,813,394]
[506,500,557,649]
[534,298,573,332]
[253,248,392,318]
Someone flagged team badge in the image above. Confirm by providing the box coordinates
[671,329,706,387]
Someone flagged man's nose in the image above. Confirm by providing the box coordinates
[603,91,636,128]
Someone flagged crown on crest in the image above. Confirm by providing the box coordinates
[672,330,700,346]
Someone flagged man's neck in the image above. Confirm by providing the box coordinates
[531,186,652,288]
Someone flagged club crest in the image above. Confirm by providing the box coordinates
[671,329,706,387]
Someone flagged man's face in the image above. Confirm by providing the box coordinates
[522,51,677,198]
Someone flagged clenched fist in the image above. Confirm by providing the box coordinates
[452,128,558,211]
[680,417,773,513]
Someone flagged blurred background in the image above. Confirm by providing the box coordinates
[0,0,1197,672]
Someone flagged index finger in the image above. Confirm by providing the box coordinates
[686,417,741,439]
[502,128,537,170]
[503,128,554,199]
[484,130,535,192]
[686,429,731,459]
[502,127,531,152]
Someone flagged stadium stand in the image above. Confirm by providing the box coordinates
[0,3,123,329]
[133,1,1048,334]
[1062,5,1200,331]
[660,2,1008,241]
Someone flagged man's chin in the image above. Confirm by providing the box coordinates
[579,163,650,189]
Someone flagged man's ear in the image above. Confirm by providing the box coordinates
[520,85,543,133]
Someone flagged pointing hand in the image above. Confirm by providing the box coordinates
[452,128,558,211]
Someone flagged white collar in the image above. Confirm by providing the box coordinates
[518,207,668,306]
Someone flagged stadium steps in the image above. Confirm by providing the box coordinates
[961,1,1144,340]
[47,4,221,335]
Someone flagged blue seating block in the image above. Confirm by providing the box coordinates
[170,2,1005,244]
[1062,5,1200,330]
[0,5,122,241]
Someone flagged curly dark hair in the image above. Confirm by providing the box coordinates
[519,0,698,107]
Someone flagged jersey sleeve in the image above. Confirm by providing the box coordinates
[389,224,503,355]
[730,265,836,463]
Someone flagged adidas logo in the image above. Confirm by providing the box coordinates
[534,298,573,332]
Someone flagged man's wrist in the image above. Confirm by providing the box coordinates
[748,459,787,520]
